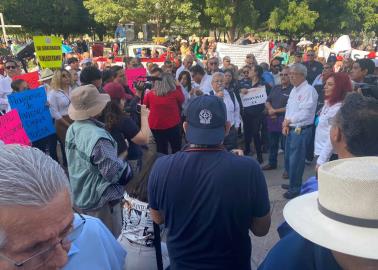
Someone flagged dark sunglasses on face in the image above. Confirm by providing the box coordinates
[243,70,249,74]
[5,65,17,70]
[209,62,218,66]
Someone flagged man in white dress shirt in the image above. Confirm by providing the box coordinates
[209,72,241,150]
[282,63,318,199]
[175,55,194,80]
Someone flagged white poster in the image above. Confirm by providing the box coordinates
[351,49,370,60]
[241,86,267,107]
[216,41,270,68]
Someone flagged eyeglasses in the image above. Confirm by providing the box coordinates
[213,80,224,85]
[243,70,250,74]
[209,62,218,66]
[224,60,230,62]
[280,73,289,77]
[0,210,86,268]
[246,56,253,59]
[5,65,17,70]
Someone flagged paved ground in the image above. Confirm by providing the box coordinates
[250,152,314,269]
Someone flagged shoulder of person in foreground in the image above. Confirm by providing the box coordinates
[63,215,126,270]
[258,231,317,270]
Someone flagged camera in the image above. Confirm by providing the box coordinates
[133,76,162,92]
[354,75,378,99]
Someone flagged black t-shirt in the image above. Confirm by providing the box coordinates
[148,150,270,270]
[258,231,342,270]
[110,116,139,155]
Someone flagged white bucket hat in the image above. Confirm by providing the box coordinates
[284,157,378,259]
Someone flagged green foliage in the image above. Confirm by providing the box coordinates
[1,0,91,35]
[345,0,378,32]
[268,0,319,36]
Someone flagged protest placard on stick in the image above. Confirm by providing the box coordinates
[8,87,55,142]
[125,68,147,93]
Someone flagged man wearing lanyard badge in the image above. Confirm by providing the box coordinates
[148,95,271,270]
[282,63,318,199]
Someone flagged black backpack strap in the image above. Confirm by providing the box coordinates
[153,222,164,270]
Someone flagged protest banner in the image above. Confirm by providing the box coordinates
[241,86,267,108]
[8,87,55,142]
[126,68,147,93]
[0,110,31,146]
[33,36,62,69]
[351,49,370,60]
[12,71,40,89]
[216,41,269,68]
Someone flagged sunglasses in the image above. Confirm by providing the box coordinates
[246,56,253,59]
[5,65,17,70]
[209,62,218,66]
[243,70,250,74]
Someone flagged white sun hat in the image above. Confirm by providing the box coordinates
[284,157,378,259]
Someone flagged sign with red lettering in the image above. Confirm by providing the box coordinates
[0,110,31,146]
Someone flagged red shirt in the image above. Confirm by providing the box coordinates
[144,86,185,130]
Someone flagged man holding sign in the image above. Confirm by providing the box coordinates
[282,64,318,199]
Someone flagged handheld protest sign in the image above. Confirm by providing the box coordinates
[0,110,31,146]
[33,36,62,70]
[13,71,41,89]
[126,68,147,94]
[8,87,56,142]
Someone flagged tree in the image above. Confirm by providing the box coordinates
[345,0,378,33]
[204,0,259,42]
[1,0,91,37]
[268,0,319,36]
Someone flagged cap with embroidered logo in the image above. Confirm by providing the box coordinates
[185,95,226,145]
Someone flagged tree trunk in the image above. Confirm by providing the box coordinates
[228,25,236,43]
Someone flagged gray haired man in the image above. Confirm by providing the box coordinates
[282,63,318,199]
[0,144,126,270]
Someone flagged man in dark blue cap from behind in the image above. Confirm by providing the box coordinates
[148,95,271,270]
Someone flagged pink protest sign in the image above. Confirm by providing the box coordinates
[13,71,41,89]
[0,110,31,146]
[125,68,147,93]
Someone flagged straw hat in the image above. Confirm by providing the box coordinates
[38,69,54,82]
[284,157,378,259]
[68,84,110,121]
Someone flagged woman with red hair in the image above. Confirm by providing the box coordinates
[314,72,352,169]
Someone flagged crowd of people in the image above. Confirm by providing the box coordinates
[0,33,378,270]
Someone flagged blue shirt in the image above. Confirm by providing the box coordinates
[262,71,275,87]
[63,215,126,270]
[148,150,270,270]
[258,231,342,270]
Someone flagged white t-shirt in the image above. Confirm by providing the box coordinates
[119,194,156,247]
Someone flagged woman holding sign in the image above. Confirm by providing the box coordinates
[240,65,271,163]
[49,69,73,164]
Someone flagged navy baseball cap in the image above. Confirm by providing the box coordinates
[185,95,227,145]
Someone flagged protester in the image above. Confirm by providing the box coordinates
[282,63,318,199]
[80,65,103,91]
[209,72,241,150]
[175,55,194,79]
[200,56,219,94]
[148,95,271,270]
[312,62,333,87]
[259,157,378,270]
[314,72,352,169]
[118,163,170,270]
[303,50,323,85]
[178,70,192,113]
[350,58,375,83]
[260,62,275,87]
[10,79,28,92]
[144,73,184,154]
[69,69,80,89]
[240,65,271,163]
[38,68,54,90]
[263,67,292,170]
[245,53,257,67]
[49,69,73,154]
[223,68,242,110]
[0,144,126,270]
[65,84,133,237]
[190,64,206,90]
[102,82,150,172]
[270,58,282,85]
[0,59,21,112]
[221,56,232,71]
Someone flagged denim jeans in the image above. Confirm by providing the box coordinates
[284,127,313,193]
[268,131,282,167]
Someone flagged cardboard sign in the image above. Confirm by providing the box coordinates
[125,68,147,93]
[241,86,267,107]
[13,71,41,89]
[8,87,55,142]
[216,42,270,68]
[0,110,31,146]
[33,36,62,69]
